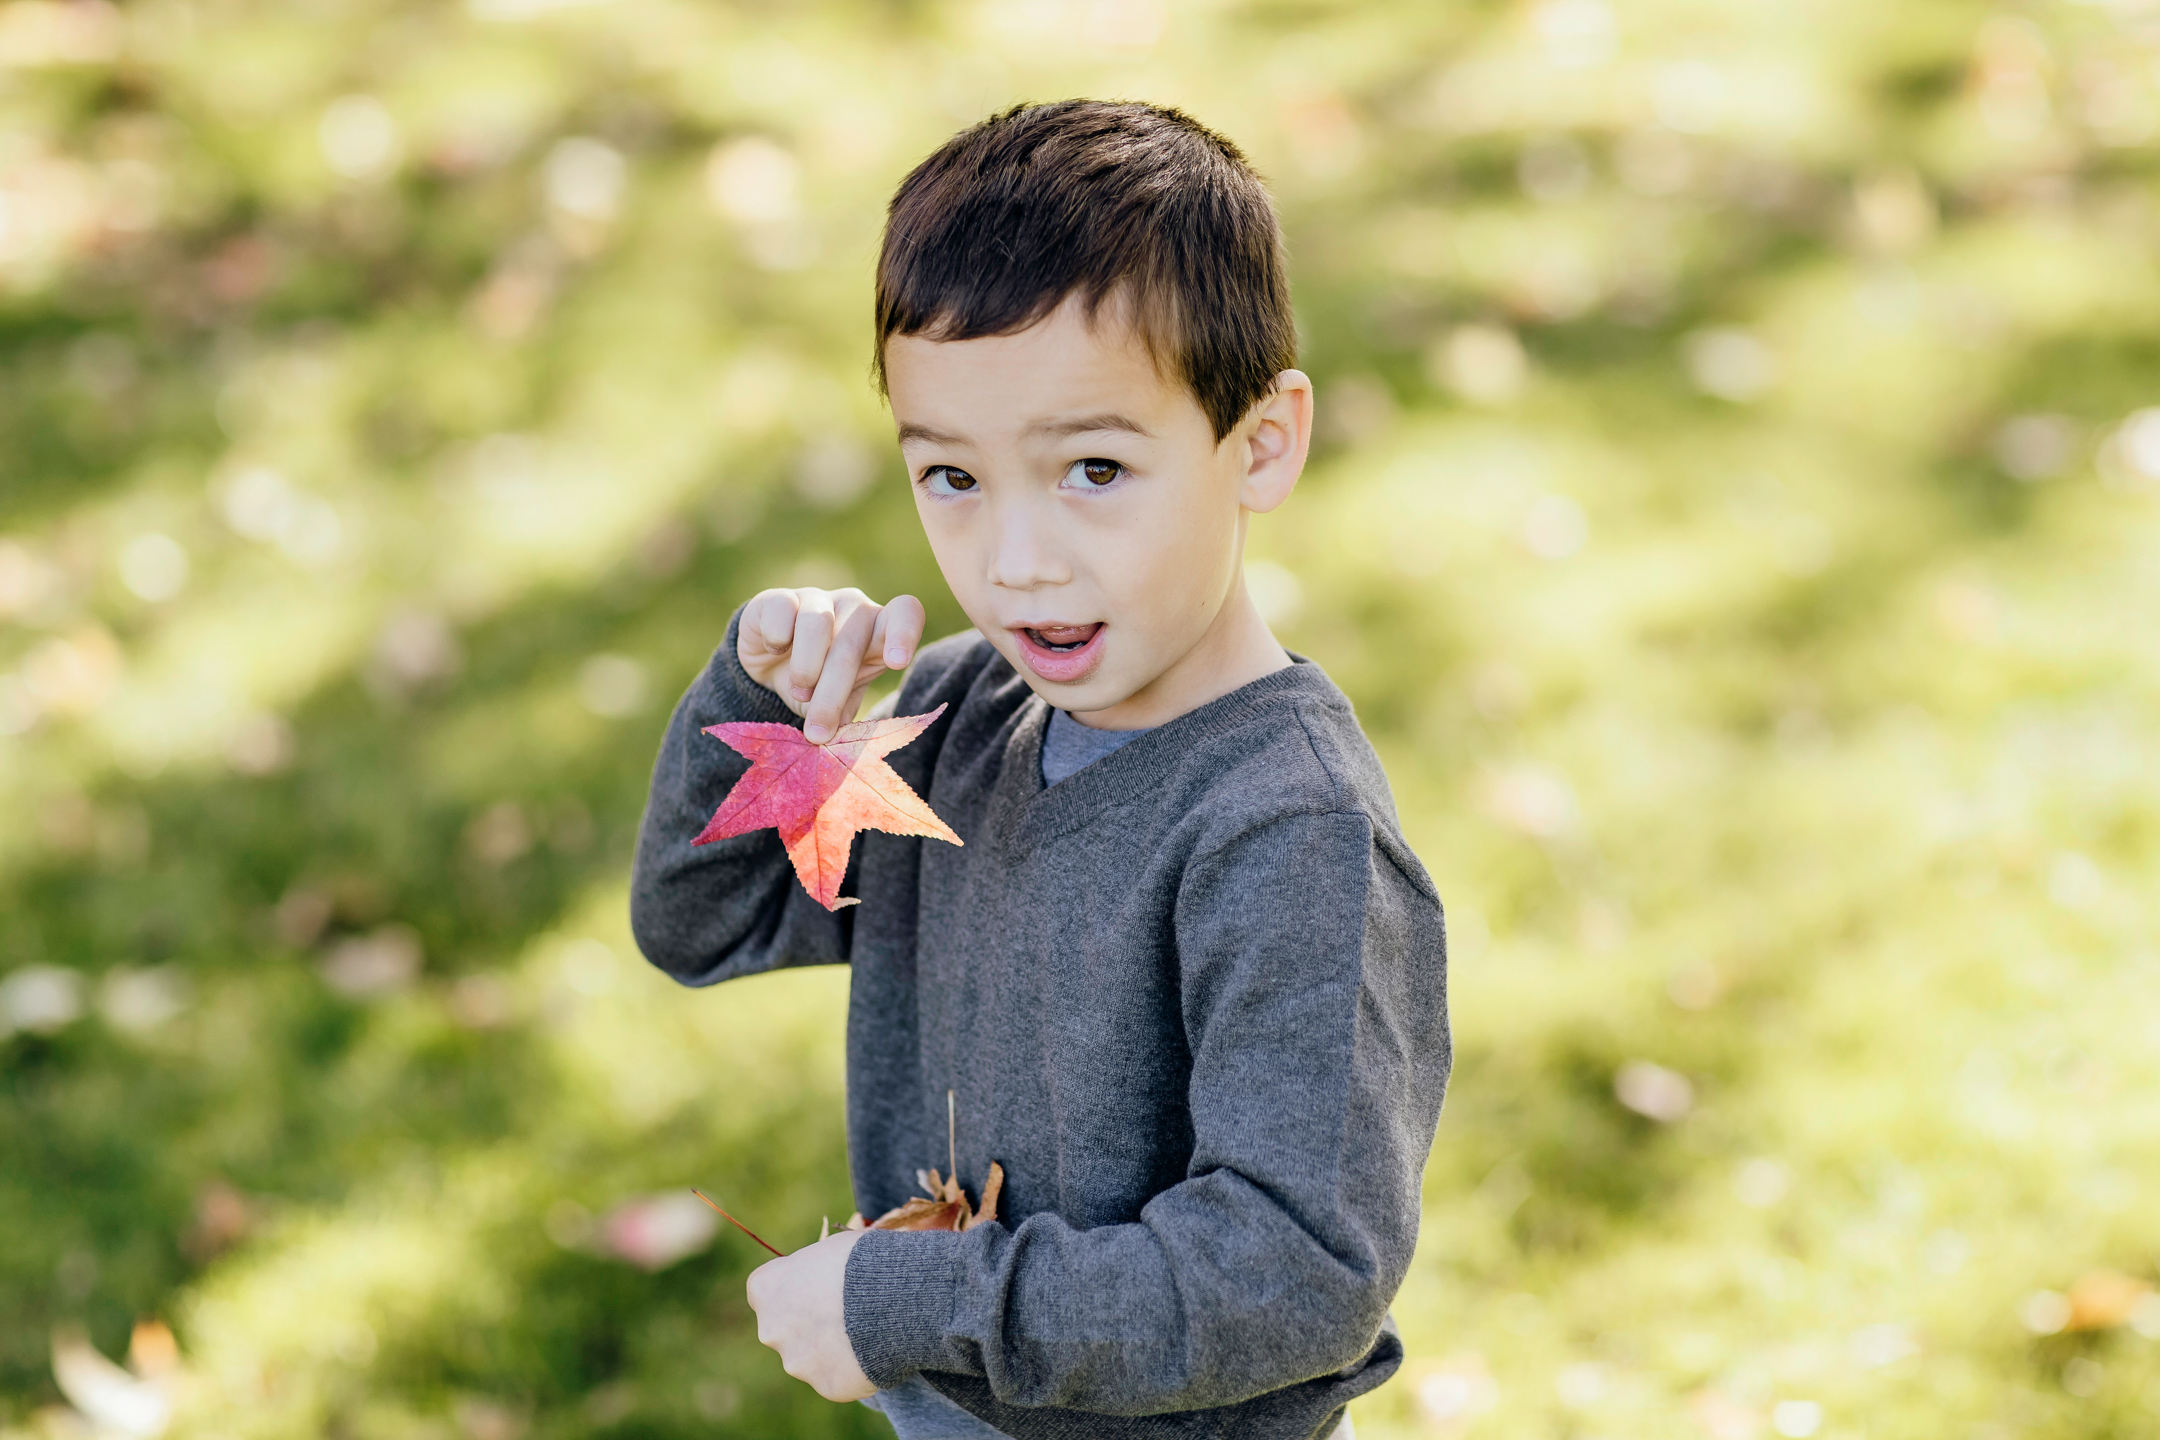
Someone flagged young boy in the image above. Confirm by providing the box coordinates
[631,100,1450,1440]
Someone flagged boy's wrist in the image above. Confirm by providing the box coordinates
[842,1227,966,1387]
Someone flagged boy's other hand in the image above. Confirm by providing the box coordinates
[738,588,926,743]
[745,1229,875,1402]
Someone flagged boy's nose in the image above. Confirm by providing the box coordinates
[985,497,1072,591]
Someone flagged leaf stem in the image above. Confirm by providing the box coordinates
[691,1189,783,1257]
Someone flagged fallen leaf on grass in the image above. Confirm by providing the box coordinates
[598,1192,717,1270]
[695,704,960,910]
[2067,1269,2152,1331]
[52,1328,173,1438]
[1686,1385,1760,1440]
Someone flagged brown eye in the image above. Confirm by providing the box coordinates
[1080,459,1121,486]
[924,466,977,495]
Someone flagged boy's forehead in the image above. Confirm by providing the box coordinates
[885,297,1191,440]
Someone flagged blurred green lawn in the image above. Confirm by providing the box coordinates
[3,1,2159,1436]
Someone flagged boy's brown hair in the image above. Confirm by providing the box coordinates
[874,100,1297,442]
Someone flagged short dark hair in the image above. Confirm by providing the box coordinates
[874,100,1297,442]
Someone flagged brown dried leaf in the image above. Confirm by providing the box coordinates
[870,1197,972,1231]
[962,1162,1004,1232]
[869,1161,1004,1233]
[861,1091,1005,1234]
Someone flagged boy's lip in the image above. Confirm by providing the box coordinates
[1011,622,1106,684]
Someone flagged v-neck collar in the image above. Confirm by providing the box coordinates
[977,653,1348,859]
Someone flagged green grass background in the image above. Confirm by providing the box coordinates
[3,0,2158,1435]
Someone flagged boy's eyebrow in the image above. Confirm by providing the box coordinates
[895,421,969,446]
[895,413,1154,446]
[1029,412,1153,440]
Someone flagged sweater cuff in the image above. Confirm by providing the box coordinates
[714,606,807,726]
[843,1229,963,1387]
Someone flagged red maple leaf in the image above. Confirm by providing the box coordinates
[693,703,961,910]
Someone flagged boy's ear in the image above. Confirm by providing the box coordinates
[1238,369,1313,515]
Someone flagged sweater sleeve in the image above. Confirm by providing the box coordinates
[628,607,851,985]
[842,808,1451,1422]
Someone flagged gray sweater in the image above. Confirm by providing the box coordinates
[630,619,1451,1440]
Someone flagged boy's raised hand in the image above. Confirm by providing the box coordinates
[738,588,926,744]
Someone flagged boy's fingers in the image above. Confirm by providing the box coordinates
[786,593,836,706]
[803,602,877,743]
[872,594,927,670]
[749,590,798,658]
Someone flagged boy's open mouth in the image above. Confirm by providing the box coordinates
[1025,624,1098,652]
[1012,622,1107,684]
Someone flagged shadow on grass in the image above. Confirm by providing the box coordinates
[0,490,936,1434]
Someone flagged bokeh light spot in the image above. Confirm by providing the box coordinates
[318,95,401,181]
[118,532,189,602]
[1684,328,1776,402]
[1614,1060,1694,1122]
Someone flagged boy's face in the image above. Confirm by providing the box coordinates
[885,295,1309,729]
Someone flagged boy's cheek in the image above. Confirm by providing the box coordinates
[917,533,1003,641]
[913,515,978,600]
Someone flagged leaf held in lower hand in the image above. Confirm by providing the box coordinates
[694,703,961,910]
[836,1090,1005,1235]
[846,1161,1005,1234]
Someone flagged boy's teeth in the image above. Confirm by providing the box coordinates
[1025,624,1097,653]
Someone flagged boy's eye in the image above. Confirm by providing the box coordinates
[921,466,978,496]
[1062,458,1125,490]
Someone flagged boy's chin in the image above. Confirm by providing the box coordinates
[1016,670,1121,714]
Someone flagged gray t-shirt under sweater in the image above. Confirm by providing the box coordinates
[631,619,1451,1440]
[1040,706,1150,785]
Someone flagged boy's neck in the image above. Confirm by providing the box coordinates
[1066,582,1291,732]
